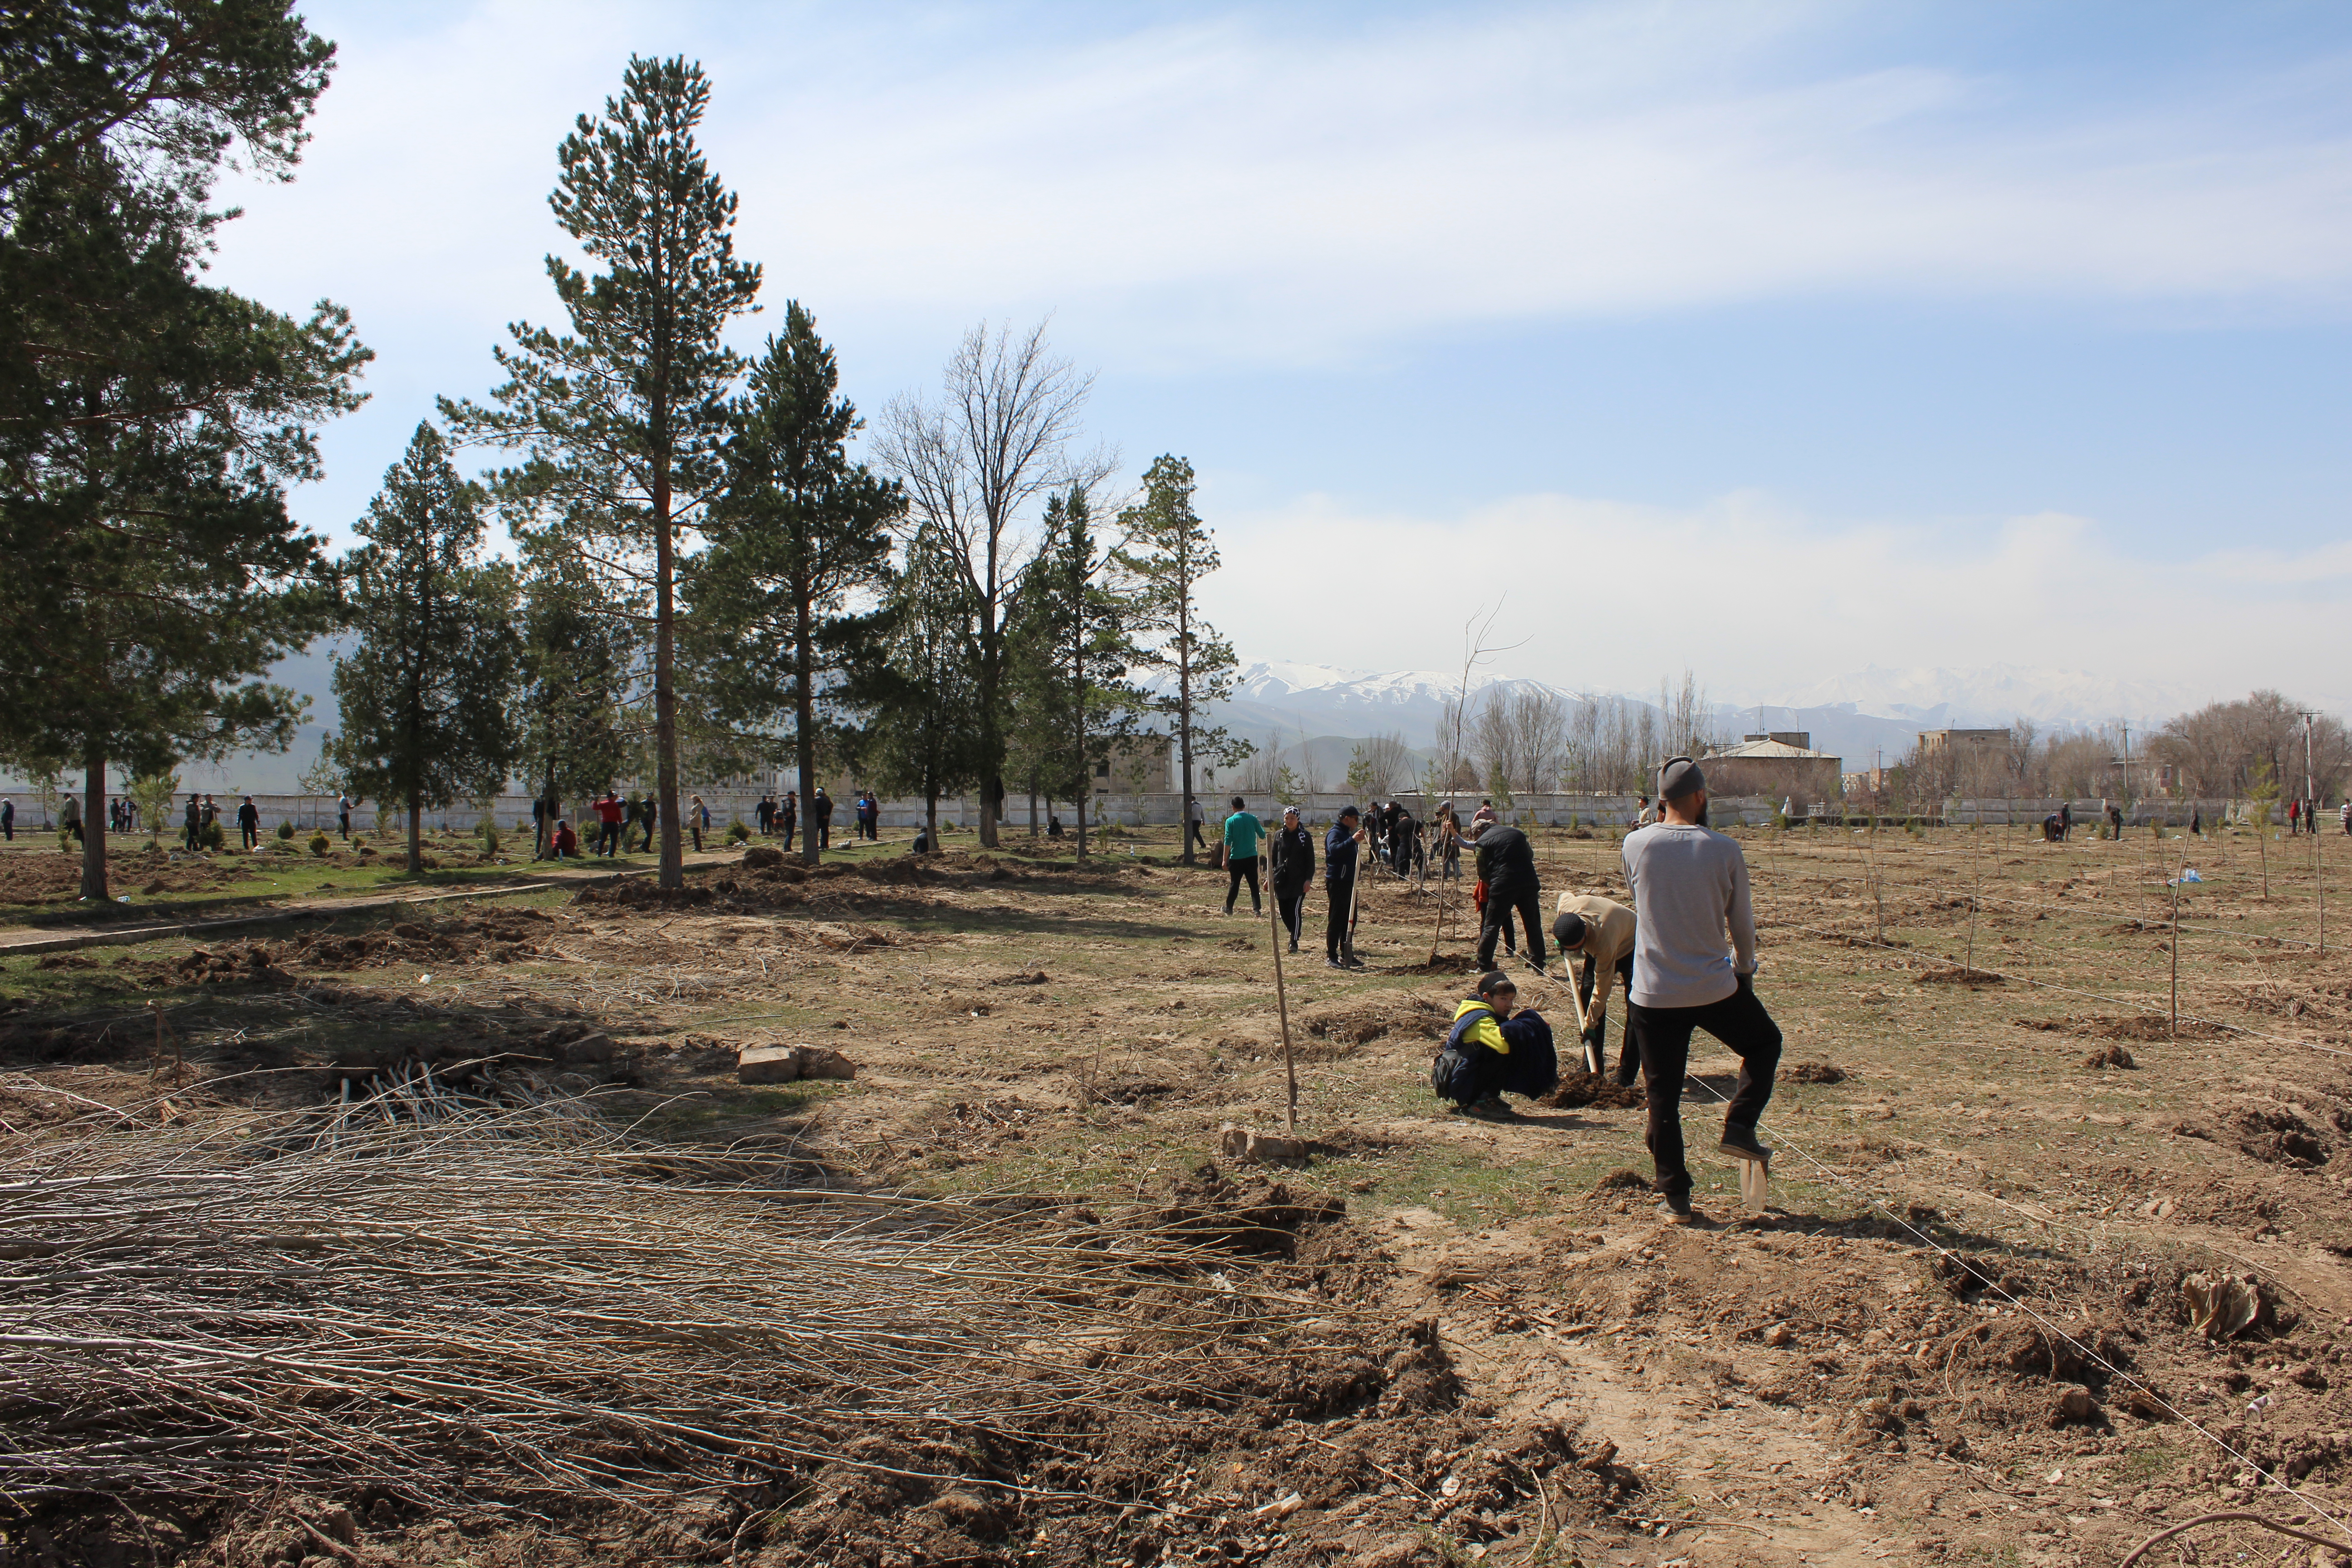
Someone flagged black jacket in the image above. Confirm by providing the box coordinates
[1472,823,1537,890]
[1323,823,1361,883]
[1269,823,1316,885]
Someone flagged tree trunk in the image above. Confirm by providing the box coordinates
[1028,770,1039,838]
[795,587,821,867]
[654,490,682,888]
[924,778,940,853]
[407,790,422,874]
[78,744,108,903]
[1076,792,1088,862]
[1176,571,1197,865]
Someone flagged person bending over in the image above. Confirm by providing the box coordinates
[1554,892,1637,1078]
[1468,818,1545,975]
[1622,756,1783,1222]
[1431,971,1558,1117]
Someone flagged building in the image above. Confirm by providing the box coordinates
[1917,728,2011,755]
[1702,735,1842,800]
[1094,735,1175,795]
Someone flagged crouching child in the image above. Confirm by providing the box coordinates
[1431,971,1558,1118]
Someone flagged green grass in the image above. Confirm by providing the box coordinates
[0,831,674,928]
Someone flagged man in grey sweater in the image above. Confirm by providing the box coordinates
[1622,756,1783,1220]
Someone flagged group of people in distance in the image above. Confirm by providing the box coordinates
[1219,755,1782,1225]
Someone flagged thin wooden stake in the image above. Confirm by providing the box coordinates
[2314,823,2326,958]
[1965,838,1983,980]
[2169,845,2185,1039]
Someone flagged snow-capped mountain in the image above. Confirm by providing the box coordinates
[1188,660,2249,773]
[1769,664,2212,731]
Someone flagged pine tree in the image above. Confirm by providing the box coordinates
[0,2,363,902]
[514,529,643,853]
[865,527,983,852]
[443,54,760,889]
[1007,486,1139,860]
[1114,456,1248,865]
[690,304,899,865]
[327,425,521,873]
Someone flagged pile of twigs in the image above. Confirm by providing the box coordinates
[0,1068,1324,1509]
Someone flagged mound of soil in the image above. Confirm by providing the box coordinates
[2230,1104,2330,1166]
[1781,1059,1848,1083]
[2081,1044,2137,1069]
[1912,965,2003,985]
[1299,992,1444,1048]
[2016,1014,2230,1042]
[1536,1071,1645,1110]
[1148,1162,1345,1259]
[1397,953,1482,974]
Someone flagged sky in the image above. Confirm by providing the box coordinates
[203,0,2352,724]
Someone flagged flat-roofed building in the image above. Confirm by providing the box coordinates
[1702,735,1842,800]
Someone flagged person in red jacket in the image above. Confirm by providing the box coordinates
[551,819,579,858]
[593,791,625,857]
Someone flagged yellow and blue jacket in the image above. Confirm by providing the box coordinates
[1447,999,1509,1057]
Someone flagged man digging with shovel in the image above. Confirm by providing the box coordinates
[1623,756,1783,1223]
[1553,892,1637,1079]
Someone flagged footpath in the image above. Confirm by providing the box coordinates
[0,859,661,958]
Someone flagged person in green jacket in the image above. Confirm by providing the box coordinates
[1221,795,1264,916]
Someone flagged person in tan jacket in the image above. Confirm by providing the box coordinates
[1555,891,1637,1079]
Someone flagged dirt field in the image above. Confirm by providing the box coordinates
[0,821,2347,1567]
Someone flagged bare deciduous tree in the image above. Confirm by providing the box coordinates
[1509,688,1567,794]
[1470,689,1518,801]
[1347,730,1414,798]
[875,320,1112,848]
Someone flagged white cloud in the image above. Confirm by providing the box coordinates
[1194,486,2352,715]
[212,1,2352,378]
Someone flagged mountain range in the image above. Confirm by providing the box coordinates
[2,655,2265,797]
[1192,659,2239,780]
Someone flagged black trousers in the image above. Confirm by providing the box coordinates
[1628,980,1783,1199]
[1477,884,1545,969]
[1577,949,1637,1071]
[1225,854,1261,912]
[1324,877,1354,958]
[1275,879,1308,943]
[240,825,257,848]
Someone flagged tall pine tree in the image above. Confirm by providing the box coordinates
[1007,486,1139,860]
[0,2,364,902]
[444,54,760,889]
[1115,456,1246,865]
[328,424,521,873]
[690,304,898,865]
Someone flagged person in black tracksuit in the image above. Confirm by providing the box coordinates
[183,794,203,852]
[1470,819,1545,973]
[1324,804,1367,969]
[1268,806,1316,952]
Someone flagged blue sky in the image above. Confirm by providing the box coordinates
[204,0,2352,716]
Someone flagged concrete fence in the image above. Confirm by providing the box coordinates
[6,785,2327,839]
[1,788,1813,837]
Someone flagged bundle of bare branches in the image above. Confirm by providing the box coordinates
[0,1067,1327,1511]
